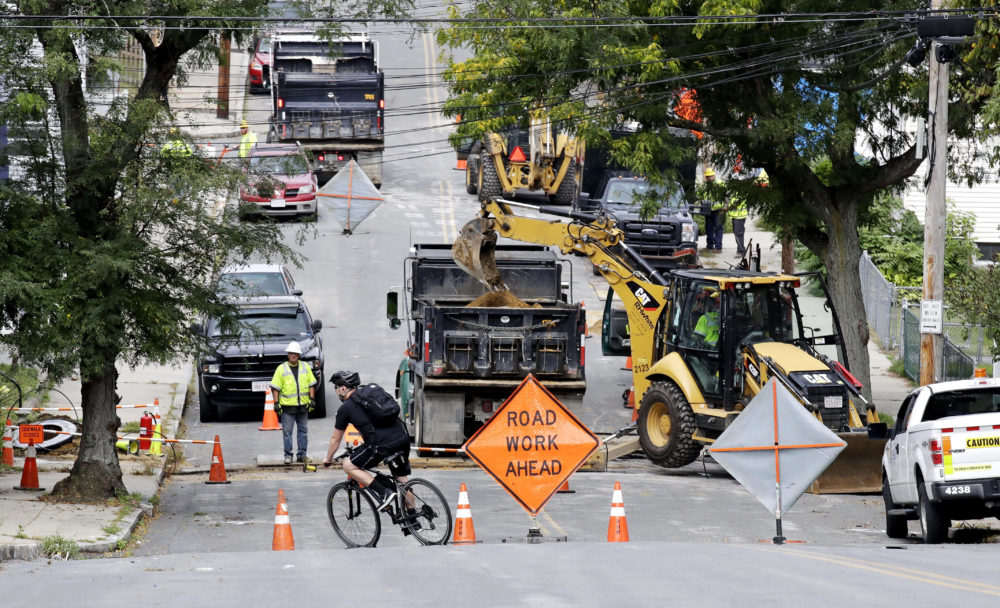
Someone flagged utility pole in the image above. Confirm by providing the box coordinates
[919,33,947,386]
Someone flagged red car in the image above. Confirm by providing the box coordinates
[248,36,272,93]
[238,144,318,219]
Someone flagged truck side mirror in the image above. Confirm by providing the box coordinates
[312,319,323,332]
[387,290,401,330]
[867,422,890,440]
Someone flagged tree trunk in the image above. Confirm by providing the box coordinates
[50,354,125,500]
[781,234,795,275]
[821,201,873,402]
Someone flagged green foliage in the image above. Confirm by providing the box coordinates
[40,535,80,560]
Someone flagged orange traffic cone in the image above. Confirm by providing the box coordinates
[607,481,629,542]
[452,483,477,545]
[205,435,231,484]
[557,479,575,493]
[629,388,639,423]
[621,356,632,371]
[272,489,295,551]
[259,391,281,431]
[2,420,14,467]
[15,444,44,492]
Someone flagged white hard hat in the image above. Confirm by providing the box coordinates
[285,341,302,354]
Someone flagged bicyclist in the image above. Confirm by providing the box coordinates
[322,370,410,511]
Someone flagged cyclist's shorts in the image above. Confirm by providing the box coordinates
[349,441,411,477]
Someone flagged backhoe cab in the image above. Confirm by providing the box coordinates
[454,198,884,493]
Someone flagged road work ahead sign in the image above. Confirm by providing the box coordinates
[463,375,599,515]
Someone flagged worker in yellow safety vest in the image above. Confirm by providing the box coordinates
[728,192,749,257]
[238,119,258,158]
[270,341,317,464]
[161,128,193,157]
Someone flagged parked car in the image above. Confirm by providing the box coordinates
[248,36,272,93]
[237,143,318,219]
[193,295,325,421]
[216,264,301,298]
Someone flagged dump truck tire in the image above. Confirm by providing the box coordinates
[478,154,503,202]
[550,159,576,206]
[918,475,949,544]
[883,474,908,539]
[638,381,701,468]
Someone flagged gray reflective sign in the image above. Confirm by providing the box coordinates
[317,160,384,234]
[709,379,846,517]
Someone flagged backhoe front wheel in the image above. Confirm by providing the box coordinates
[549,159,577,206]
[478,154,503,202]
[637,381,701,468]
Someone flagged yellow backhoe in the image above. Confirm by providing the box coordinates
[453,198,886,493]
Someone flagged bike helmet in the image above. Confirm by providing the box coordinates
[330,370,360,388]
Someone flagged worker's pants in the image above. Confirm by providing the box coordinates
[280,410,308,458]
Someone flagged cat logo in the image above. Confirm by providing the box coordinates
[802,373,832,384]
[626,281,660,311]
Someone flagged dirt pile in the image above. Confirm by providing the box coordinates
[467,290,531,308]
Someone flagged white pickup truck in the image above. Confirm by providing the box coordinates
[882,377,1000,543]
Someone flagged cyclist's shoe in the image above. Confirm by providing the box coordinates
[404,508,423,532]
[365,485,397,512]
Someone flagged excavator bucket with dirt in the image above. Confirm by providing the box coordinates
[452,217,506,292]
[808,431,887,494]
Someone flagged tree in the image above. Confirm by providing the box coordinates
[0,0,407,500]
[438,1,1000,398]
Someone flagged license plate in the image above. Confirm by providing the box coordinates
[823,396,843,409]
[251,381,270,392]
[270,199,286,208]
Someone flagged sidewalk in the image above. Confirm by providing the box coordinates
[699,215,915,413]
[0,51,250,560]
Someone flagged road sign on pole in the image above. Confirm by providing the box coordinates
[463,374,599,528]
[709,379,846,544]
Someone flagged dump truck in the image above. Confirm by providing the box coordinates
[452,198,886,492]
[386,243,587,447]
[465,113,581,205]
[268,31,384,186]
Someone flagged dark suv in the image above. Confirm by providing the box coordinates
[194,296,325,421]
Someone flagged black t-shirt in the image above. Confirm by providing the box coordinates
[334,393,408,447]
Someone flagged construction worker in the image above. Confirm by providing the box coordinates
[161,128,193,157]
[269,341,317,464]
[238,119,258,158]
[729,192,749,257]
[693,290,720,347]
[697,168,727,251]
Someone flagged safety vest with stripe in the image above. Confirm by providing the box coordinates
[239,131,258,158]
[269,361,317,410]
[729,197,748,220]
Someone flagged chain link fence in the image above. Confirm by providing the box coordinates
[860,251,991,383]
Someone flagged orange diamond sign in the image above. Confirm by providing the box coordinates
[463,375,599,515]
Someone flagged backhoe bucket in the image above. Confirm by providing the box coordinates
[808,432,887,494]
[453,217,506,291]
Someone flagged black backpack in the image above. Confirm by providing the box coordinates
[353,384,401,428]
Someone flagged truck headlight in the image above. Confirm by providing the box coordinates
[310,359,322,371]
[682,222,697,243]
[202,363,220,374]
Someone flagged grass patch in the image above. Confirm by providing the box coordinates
[40,535,80,560]
[878,411,895,426]
[15,525,27,539]
[102,522,121,536]
[120,421,141,433]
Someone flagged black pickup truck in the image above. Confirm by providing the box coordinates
[576,173,699,271]
[387,244,586,447]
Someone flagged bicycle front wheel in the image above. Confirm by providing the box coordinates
[327,482,381,548]
[402,478,453,545]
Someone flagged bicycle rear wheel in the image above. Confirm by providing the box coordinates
[401,478,452,545]
[327,482,381,548]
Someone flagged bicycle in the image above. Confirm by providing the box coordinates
[326,448,452,548]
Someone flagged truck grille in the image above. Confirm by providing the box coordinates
[221,355,287,378]
[621,221,679,254]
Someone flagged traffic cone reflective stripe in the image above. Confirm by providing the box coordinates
[15,444,44,492]
[607,481,629,542]
[2,420,14,467]
[452,483,477,545]
[259,391,281,431]
[272,489,295,551]
[622,356,632,371]
[205,435,231,484]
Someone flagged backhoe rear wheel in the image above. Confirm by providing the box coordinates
[638,381,701,468]
[478,154,503,202]
[549,159,577,206]
[465,145,480,195]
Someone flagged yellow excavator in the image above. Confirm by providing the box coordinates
[453,198,886,493]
